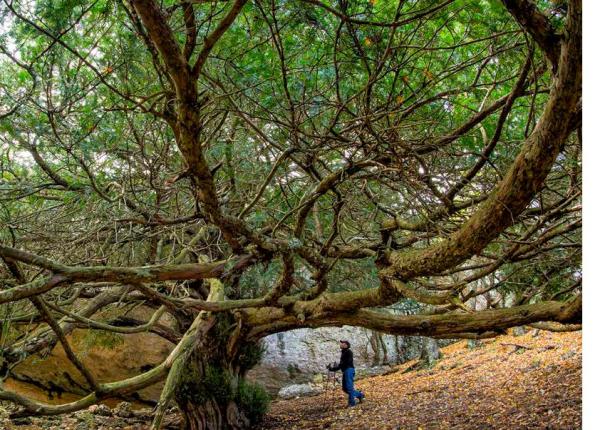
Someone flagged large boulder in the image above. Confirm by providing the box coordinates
[277,383,323,399]
[9,305,174,404]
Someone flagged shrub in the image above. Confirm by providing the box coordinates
[237,340,266,372]
[175,364,232,405]
[236,380,271,425]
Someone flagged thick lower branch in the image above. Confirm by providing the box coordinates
[384,3,580,281]
[245,296,582,339]
[0,245,254,304]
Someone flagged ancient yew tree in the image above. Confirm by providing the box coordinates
[0,0,581,428]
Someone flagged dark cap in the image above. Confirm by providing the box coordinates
[339,340,351,348]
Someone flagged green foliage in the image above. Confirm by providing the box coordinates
[237,262,282,299]
[174,360,270,425]
[0,0,580,403]
[235,379,271,425]
[176,363,233,405]
[80,329,124,350]
[203,365,233,403]
[237,340,266,373]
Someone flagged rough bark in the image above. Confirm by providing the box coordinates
[245,296,582,339]
[174,344,250,430]
[150,280,266,430]
[500,0,562,69]
[382,0,581,282]
[0,2,582,427]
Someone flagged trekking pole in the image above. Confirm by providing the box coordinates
[326,362,338,411]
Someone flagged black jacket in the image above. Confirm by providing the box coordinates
[330,348,354,371]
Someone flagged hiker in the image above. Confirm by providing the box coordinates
[327,340,365,407]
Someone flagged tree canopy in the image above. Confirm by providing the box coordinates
[0,0,581,428]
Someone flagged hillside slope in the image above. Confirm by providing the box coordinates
[0,329,581,429]
[259,330,582,430]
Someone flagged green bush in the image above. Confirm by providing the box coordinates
[175,364,232,405]
[204,365,233,403]
[236,380,271,425]
[237,340,266,372]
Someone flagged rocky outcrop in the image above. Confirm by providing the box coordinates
[9,319,451,401]
[9,304,176,404]
[247,326,442,395]
[419,337,442,365]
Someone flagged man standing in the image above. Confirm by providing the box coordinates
[327,340,365,407]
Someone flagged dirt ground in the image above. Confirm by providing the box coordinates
[258,330,582,430]
[0,329,581,430]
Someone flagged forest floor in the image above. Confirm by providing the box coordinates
[0,329,581,430]
[258,329,582,430]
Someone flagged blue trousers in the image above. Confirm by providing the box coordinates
[341,368,363,406]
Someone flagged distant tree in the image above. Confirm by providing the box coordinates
[0,0,581,428]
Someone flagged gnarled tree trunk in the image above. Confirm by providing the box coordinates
[175,340,246,428]
[156,308,266,430]
[175,354,250,430]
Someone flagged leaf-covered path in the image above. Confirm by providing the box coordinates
[258,330,581,430]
